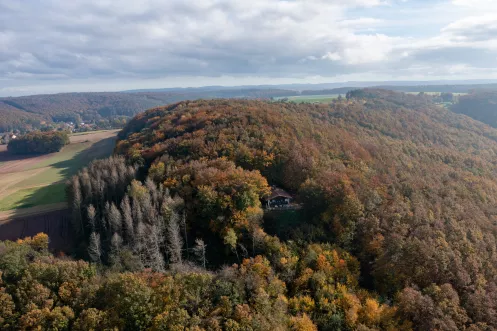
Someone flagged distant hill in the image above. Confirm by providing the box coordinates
[451,91,497,128]
[0,92,166,132]
[0,89,297,132]
[123,79,497,93]
[3,81,497,133]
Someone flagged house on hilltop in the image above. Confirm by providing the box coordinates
[1,133,17,145]
[263,186,293,208]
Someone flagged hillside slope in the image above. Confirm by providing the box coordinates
[115,92,497,328]
[0,89,297,132]
[0,92,168,132]
[0,102,46,132]
[451,91,497,128]
[4,84,497,133]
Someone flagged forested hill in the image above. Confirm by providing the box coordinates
[451,91,497,128]
[0,89,296,132]
[109,91,497,329]
[0,92,167,132]
[4,91,497,329]
[4,83,497,133]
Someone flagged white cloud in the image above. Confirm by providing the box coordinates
[322,52,342,61]
[442,14,497,42]
[452,0,497,7]
[1,0,497,95]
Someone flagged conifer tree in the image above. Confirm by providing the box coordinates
[88,232,102,263]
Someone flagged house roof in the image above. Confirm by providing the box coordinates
[266,187,292,200]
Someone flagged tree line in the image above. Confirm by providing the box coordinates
[0,231,418,330]
[7,130,69,155]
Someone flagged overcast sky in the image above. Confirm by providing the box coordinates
[1,0,496,96]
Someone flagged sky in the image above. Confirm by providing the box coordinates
[1,0,496,96]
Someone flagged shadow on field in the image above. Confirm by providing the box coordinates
[49,136,117,180]
[1,136,117,249]
[0,147,46,163]
[13,136,116,211]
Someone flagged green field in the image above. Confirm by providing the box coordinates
[0,131,117,211]
[70,129,120,136]
[276,94,341,103]
[0,184,66,211]
[19,138,115,187]
[405,91,468,96]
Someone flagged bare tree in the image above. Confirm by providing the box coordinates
[193,238,207,269]
[87,204,96,233]
[167,212,183,264]
[134,221,146,266]
[110,168,119,201]
[109,232,123,267]
[88,232,102,263]
[238,243,248,259]
[145,224,166,272]
[104,202,111,237]
[110,232,123,255]
[181,212,189,259]
[120,196,134,244]
[108,203,122,235]
[145,177,159,206]
[132,198,143,228]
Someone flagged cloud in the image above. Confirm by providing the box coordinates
[442,15,497,42]
[0,0,497,95]
[322,52,342,61]
[0,0,399,90]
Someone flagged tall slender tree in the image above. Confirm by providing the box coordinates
[193,238,207,269]
[167,212,183,265]
[87,205,96,233]
[120,196,134,243]
[88,232,102,263]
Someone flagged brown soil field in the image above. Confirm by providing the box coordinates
[0,208,72,251]
[0,202,68,222]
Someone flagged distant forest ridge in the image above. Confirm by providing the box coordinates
[122,79,497,93]
[2,82,497,132]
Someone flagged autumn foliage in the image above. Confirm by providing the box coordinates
[55,92,497,329]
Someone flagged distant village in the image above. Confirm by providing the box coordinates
[0,121,89,145]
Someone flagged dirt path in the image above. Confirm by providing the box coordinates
[0,202,68,223]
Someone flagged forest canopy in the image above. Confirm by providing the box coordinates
[7,130,70,155]
[37,91,497,329]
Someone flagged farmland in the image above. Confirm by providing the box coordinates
[275,92,469,104]
[404,91,468,96]
[0,130,118,213]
